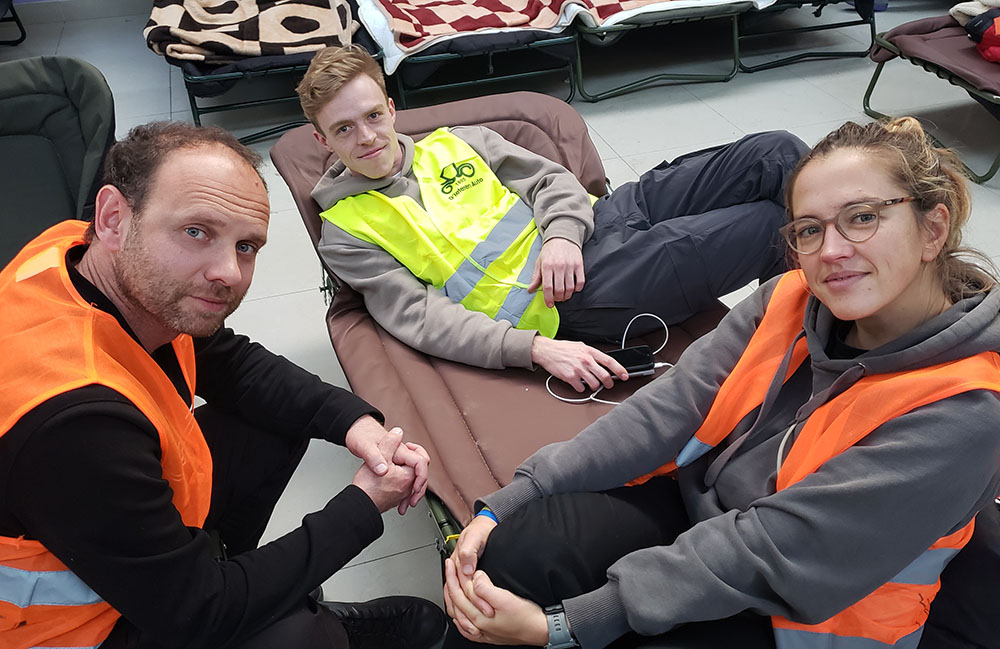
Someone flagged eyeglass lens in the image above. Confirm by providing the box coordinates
[788,204,882,253]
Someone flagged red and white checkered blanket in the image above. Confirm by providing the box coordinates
[359,0,773,73]
[374,0,581,47]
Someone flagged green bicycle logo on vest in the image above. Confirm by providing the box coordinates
[439,161,479,197]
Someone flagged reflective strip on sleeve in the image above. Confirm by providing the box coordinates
[675,437,715,467]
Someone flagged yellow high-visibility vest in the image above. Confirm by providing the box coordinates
[321,127,560,337]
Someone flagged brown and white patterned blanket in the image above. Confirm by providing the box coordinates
[145,0,357,63]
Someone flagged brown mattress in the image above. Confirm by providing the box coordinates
[871,15,1000,97]
[270,91,725,523]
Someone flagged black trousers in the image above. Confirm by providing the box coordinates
[445,478,775,649]
[917,501,1000,649]
[103,404,350,649]
[561,130,810,342]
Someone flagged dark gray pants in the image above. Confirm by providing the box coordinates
[103,406,350,649]
[560,131,809,342]
[443,478,775,649]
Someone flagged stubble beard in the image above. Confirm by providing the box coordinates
[115,227,245,339]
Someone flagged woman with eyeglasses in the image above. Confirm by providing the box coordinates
[442,118,1000,649]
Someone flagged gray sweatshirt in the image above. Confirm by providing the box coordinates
[313,126,595,371]
[480,274,1000,649]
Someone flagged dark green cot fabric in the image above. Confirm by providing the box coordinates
[0,56,115,267]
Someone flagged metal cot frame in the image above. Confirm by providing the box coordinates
[863,31,1000,184]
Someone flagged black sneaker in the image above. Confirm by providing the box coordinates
[322,596,448,649]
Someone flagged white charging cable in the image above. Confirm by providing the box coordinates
[545,313,673,406]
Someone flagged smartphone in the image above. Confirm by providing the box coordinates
[607,345,655,377]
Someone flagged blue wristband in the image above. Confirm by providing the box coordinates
[475,507,498,523]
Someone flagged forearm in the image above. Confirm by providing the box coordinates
[194,328,379,445]
[320,229,536,369]
[453,126,594,246]
[124,485,382,649]
[11,408,385,649]
[483,281,777,517]
[564,393,1000,648]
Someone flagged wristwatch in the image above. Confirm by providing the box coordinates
[544,603,578,649]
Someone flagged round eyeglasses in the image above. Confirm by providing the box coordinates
[780,197,915,255]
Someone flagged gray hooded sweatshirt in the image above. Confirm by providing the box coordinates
[312,126,595,371]
[480,274,1000,649]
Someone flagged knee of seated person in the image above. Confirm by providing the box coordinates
[233,601,349,649]
[742,130,809,164]
[477,519,593,603]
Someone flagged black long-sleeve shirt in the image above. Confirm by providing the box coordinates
[0,252,384,648]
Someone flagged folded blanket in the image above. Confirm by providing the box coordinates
[950,0,1000,26]
[370,0,586,48]
[145,0,357,64]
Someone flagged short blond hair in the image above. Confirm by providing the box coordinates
[297,45,387,134]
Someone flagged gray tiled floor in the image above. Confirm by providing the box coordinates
[4,0,999,609]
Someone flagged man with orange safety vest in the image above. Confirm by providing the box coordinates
[0,122,446,649]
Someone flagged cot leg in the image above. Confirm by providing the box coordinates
[187,87,204,127]
[0,6,26,46]
[575,14,739,103]
[862,60,890,121]
[864,60,1000,184]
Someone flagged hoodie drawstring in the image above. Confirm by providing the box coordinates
[704,331,870,487]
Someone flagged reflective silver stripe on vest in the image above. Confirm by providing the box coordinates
[497,234,544,327]
[890,547,960,585]
[0,563,104,608]
[675,436,715,467]
[440,198,537,308]
[775,626,923,649]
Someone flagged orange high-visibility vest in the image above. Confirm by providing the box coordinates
[0,221,213,649]
[635,270,1000,648]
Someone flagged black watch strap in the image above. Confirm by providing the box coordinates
[544,603,577,649]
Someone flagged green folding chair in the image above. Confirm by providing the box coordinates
[0,56,115,267]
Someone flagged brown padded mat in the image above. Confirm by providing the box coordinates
[270,91,725,523]
[871,15,1000,97]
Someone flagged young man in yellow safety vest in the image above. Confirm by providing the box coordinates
[297,45,809,393]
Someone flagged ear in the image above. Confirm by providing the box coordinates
[920,203,950,263]
[91,185,134,252]
[312,128,330,152]
[387,96,396,123]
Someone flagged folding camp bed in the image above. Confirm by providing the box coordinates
[0,0,25,46]
[269,91,727,547]
[356,0,581,107]
[865,15,1000,184]
[737,0,876,73]
[357,0,877,106]
[144,0,357,143]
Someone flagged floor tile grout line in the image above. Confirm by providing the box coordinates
[343,542,440,570]
[243,287,323,303]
